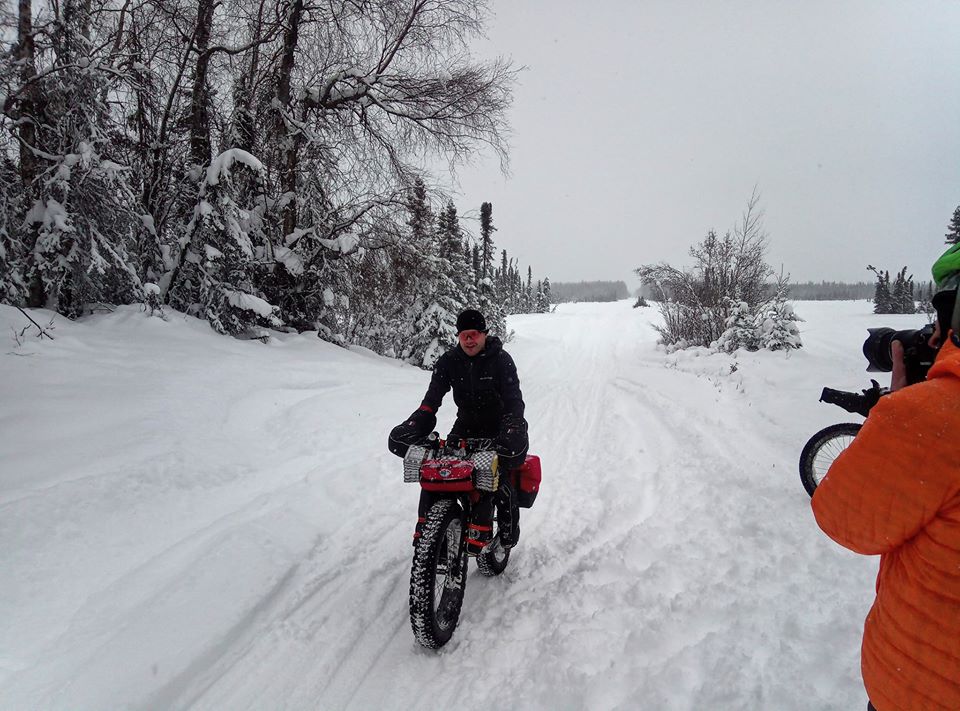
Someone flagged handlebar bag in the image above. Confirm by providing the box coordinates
[420,459,475,492]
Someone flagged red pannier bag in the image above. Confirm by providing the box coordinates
[515,455,541,508]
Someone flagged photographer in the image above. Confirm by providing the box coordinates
[812,245,960,711]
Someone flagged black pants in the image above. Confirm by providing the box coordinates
[868,702,877,711]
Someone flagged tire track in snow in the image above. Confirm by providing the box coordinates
[180,303,863,711]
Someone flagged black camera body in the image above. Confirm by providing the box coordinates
[862,325,937,385]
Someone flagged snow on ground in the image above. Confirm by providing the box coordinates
[0,300,927,710]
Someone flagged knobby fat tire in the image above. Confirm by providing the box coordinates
[409,499,467,648]
[799,422,863,497]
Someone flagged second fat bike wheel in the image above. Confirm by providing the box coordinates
[798,422,862,497]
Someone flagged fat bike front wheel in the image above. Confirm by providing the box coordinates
[409,499,468,649]
[799,422,862,497]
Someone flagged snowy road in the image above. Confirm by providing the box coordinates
[1,300,907,710]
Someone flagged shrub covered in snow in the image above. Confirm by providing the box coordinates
[637,191,801,354]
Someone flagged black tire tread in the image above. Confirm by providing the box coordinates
[476,503,511,577]
[799,422,862,497]
[409,499,466,648]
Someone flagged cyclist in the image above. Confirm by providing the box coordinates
[389,309,528,554]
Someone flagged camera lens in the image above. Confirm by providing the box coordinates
[862,327,896,372]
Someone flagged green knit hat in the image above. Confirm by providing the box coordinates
[931,244,960,344]
[932,243,960,290]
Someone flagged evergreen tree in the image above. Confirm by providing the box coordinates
[535,280,547,313]
[714,299,759,352]
[169,150,277,336]
[450,206,478,307]
[480,202,495,281]
[869,265,893,314]
[893,267,915,314]
[526,266,533,312]
[946,205,960,245]
[397,178,445,365]
[15,3,144,316]
[474,202,505,336]
[541,277,552,312]
[755,275,803,350]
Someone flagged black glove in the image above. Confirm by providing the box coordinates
[856,379,883,417]
[407,408,437,436]
[387,408,437,458]
[495,414,528,469]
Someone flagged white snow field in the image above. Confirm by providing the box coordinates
[0,300,927,710]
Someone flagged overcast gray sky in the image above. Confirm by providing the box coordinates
[448,0,960,288]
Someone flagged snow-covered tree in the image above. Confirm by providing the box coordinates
[870,267,893,314]
[540,277,552,312]
[636,191,773,348]
[891,267,915,314]
[397,179,444,365]
[474,201,506,336]
[946,205,960,245]
[714,299,759,352]
[438,201,476,307]
[755,276,803,351]
[869,265,913,315]
[168,150,278,336]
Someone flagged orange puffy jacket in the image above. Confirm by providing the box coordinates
[812,337,960,711]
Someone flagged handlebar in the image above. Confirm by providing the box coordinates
[416,433,496,459]
[819,381,886,417]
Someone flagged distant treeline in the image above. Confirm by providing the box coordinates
[638,280,935,302]
[551,281,630,303]
[787,280,935,301]
[786,281,874,300]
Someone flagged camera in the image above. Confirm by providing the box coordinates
[862,324,937,385]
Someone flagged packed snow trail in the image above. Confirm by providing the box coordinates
[1,301,914,710]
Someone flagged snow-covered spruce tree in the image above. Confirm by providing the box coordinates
[891,267,915,314]
[713,299,760,352]
[4,0,143,316]
[869,266,893,314]
[946,205,960,245]
[541,277,552,312]
[168,149,279,336]
[398,179,457,367]
[755,275,802,351]
[439,201,476,307]
[524,266,534,312]
[345,246,400,354]
[0,159,26,304]
[475,201,507,336]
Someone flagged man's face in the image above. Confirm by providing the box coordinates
[458,329,486,356]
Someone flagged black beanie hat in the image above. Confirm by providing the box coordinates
[456,309,487,333]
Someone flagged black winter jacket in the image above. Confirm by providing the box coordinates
[421,337,525,436]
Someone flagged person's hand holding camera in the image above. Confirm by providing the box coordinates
[890,340,908,392]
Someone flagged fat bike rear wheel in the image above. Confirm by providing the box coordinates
[477,491,512,577]
[799,422,862,497]
[409,499,468,649]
